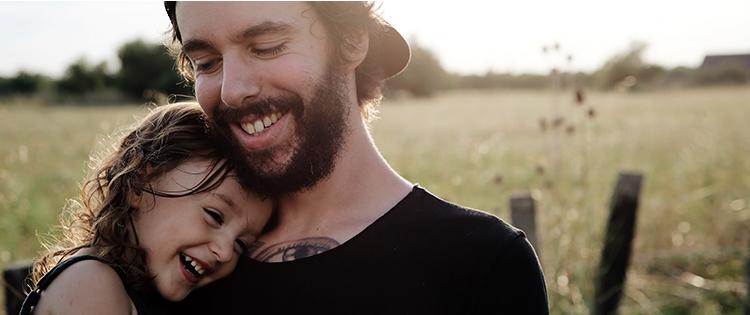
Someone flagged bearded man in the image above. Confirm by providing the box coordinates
[165,2,548,313]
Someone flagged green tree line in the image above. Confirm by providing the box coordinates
[1,39,748,104]
[0,39,191,104]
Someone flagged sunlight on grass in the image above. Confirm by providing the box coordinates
[2,87,749,314]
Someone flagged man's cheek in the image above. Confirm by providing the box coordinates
[194,79,220,114]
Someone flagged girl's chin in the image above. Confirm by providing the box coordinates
[157,283,192,302]
[162,289,191,302]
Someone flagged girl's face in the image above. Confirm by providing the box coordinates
[132,159,272,301]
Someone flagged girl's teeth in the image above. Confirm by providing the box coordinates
[189,260,204,275]
[263,117,272,127]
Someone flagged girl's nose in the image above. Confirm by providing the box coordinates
[209,235,235,263]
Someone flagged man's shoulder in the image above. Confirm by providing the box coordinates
[403,186,524,247]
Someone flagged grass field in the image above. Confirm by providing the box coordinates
[2,86,749,314]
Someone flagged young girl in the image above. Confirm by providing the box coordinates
[20,102,273,314]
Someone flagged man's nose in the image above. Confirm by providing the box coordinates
[220,53,262,108]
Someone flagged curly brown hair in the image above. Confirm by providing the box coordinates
[164,1,389,121]
[30,102,237,292]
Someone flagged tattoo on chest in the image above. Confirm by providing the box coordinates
[250,237,340,262]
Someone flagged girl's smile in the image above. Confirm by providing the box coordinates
[132,159,272,301]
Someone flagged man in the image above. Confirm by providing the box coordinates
[165,2,548,314]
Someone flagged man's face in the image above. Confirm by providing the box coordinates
[176,2,352,195]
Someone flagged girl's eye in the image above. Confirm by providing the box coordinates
[234,239,248,255]
[203,208,224,226]
[252,44,287,58]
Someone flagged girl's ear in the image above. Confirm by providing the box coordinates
[341,29,369,70]
[127,191,142,209]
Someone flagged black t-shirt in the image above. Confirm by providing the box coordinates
[176,186,549,314]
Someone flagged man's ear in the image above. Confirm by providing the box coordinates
[340,29,369,70]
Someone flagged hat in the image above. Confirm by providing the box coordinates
[364,22,411,79]
[164,1,410,79]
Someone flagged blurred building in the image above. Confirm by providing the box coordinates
[700,53,750,70]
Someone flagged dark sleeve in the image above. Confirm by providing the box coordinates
[470,234,549,314]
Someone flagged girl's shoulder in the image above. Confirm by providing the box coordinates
[32,256,136,315]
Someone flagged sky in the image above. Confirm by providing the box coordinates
[1,1,749,77]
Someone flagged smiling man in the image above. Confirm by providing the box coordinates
[165,2,548,314]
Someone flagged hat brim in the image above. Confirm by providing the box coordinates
[366,25,410,79]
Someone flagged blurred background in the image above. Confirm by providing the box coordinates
[1,1,749,314]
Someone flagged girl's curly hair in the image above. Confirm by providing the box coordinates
[30,102,235,292]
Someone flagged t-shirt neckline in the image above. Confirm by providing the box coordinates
[245,185,423,265]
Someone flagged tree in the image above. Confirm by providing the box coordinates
[0,71,45,95]
[57,58,113,95]
[117,39,192,100]
[593,42,665,90]
[386,40,447,97]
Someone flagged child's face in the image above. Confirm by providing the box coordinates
[132,159,272,301]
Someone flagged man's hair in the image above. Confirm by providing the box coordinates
[165,2,390,120]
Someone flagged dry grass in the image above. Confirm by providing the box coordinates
[374,86,750,314]
[1,86,749,314]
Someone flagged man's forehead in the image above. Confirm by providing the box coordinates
[176,1,315,39]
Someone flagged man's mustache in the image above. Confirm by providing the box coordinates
[212,96,303,124]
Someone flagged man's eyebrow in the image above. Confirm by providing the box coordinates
[241,21,292,39]
[181,22,292,55]
[181,39,214,55]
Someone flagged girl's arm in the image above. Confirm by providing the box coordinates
[33,259,135,315]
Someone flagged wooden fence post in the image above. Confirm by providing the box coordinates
[593,171,643,315]
[510,192,539,254]
[3,262,32,315]
[745,244,749,315]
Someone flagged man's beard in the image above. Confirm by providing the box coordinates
[211,68,350,197]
